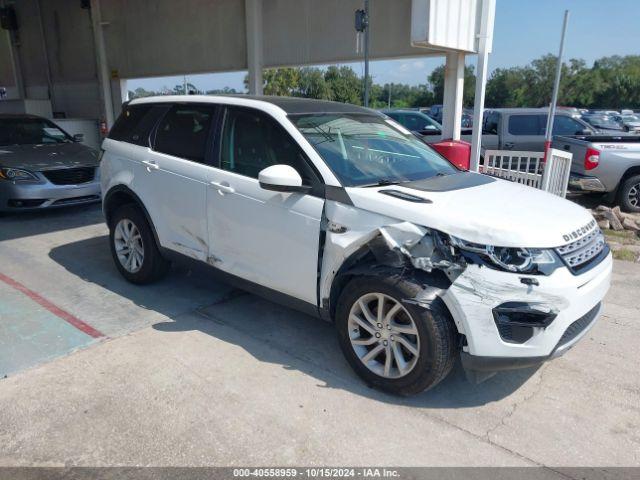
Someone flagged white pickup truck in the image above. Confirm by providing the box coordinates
[100,96,612,395]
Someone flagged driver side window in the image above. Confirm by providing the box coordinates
[553,116,585,136]
[219,107,319,187]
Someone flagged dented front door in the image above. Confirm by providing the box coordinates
[205,170,323,304]
[205,106,324,305]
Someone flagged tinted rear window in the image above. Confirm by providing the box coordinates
[508,115,543,135]
[153,105,215,163]
[109,104,168,146]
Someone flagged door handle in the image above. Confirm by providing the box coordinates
[503,142,515,150]
[142,160,159,171]
[210,181,235,194]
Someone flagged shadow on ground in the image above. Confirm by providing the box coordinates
[0,203,103,242]
[49,234,538,408]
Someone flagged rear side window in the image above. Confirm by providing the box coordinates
[153,105,215,163]
[109,104,167,146]
[402,114,424,131]
[508,115,543,135]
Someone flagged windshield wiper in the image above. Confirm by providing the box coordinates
[362,179,403,187]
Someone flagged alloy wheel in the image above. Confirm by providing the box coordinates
[347,292,420,379]
[628,183,640,207]
[114,218,145,273]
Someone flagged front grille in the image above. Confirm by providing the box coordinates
[43,167,95,185]
[555,228,606,272]
[555,303,601,350]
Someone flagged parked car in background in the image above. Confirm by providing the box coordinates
[0,114,101,212]
[427,104,443,123]
[581,114,625,133]
[470,108,598,153]
[461,109,473,128]
[101,95,612,395]
[612,113,640,133]
[554,134,640,212]
[382,109,442,136]
[592,110,620,116]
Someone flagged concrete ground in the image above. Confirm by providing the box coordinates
[0,205,638,467]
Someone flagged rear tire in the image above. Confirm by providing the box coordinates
[335,275,457,396]
[108,204,170,284]
[618,174,640,213]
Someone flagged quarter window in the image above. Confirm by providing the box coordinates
[219,107,317,185]
[154,105,214,163]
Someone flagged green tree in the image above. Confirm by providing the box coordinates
[294,67,331,99]
[428,64,476,107]
[324,66,362,105]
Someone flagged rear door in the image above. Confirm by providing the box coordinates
[205,106,325,305]
[504,114,545,151]
[136,103,217,261]
[481,111,500,150]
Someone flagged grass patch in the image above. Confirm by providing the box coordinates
[613,249,637,262]
[605,230,640,245]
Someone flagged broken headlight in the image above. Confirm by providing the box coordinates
[450,236,559,275]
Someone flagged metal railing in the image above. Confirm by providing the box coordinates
[481,148,572,197]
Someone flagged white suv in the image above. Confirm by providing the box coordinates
[100,95,612,395]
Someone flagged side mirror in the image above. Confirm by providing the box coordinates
[73,133,84,142]
[258,164,309,193]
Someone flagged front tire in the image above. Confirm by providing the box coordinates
[335,275,457,396]
[108,204,170,284]
[619,174,640,213]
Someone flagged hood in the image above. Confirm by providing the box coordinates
[0,143,99,171]
[346,172,594,249]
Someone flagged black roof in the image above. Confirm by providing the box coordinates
[227,95,376,115]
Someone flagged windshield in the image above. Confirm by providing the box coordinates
[585,116,620,128]
[0,118,73,146]
[290,113,457,187]
[622,115,640,122]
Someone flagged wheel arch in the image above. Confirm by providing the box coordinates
[326,246,457,327]
[614,166,640,201]
[103,185,162,249]
[619,166,640,185]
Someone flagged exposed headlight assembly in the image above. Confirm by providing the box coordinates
[0,167,39,181]
[450,236,559,275]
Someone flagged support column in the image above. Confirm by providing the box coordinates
[470,0,496,172]
[245,0,263,95]
[6,29,25,100]
[441,52,465,141]
[89,0,114,128]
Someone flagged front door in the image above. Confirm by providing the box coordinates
[206,106,325,305]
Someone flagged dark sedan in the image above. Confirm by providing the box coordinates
[0,114,101,212]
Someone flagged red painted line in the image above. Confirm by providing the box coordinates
[0,272,104,339]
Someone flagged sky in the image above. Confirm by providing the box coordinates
[127,0,640,93]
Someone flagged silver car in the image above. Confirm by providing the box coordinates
[0,114,101,212]
[612,114,640,133]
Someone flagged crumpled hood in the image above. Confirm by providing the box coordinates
[346,173,594,248]
[0,143,99,171]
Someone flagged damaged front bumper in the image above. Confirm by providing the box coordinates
[442,251,612,373]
